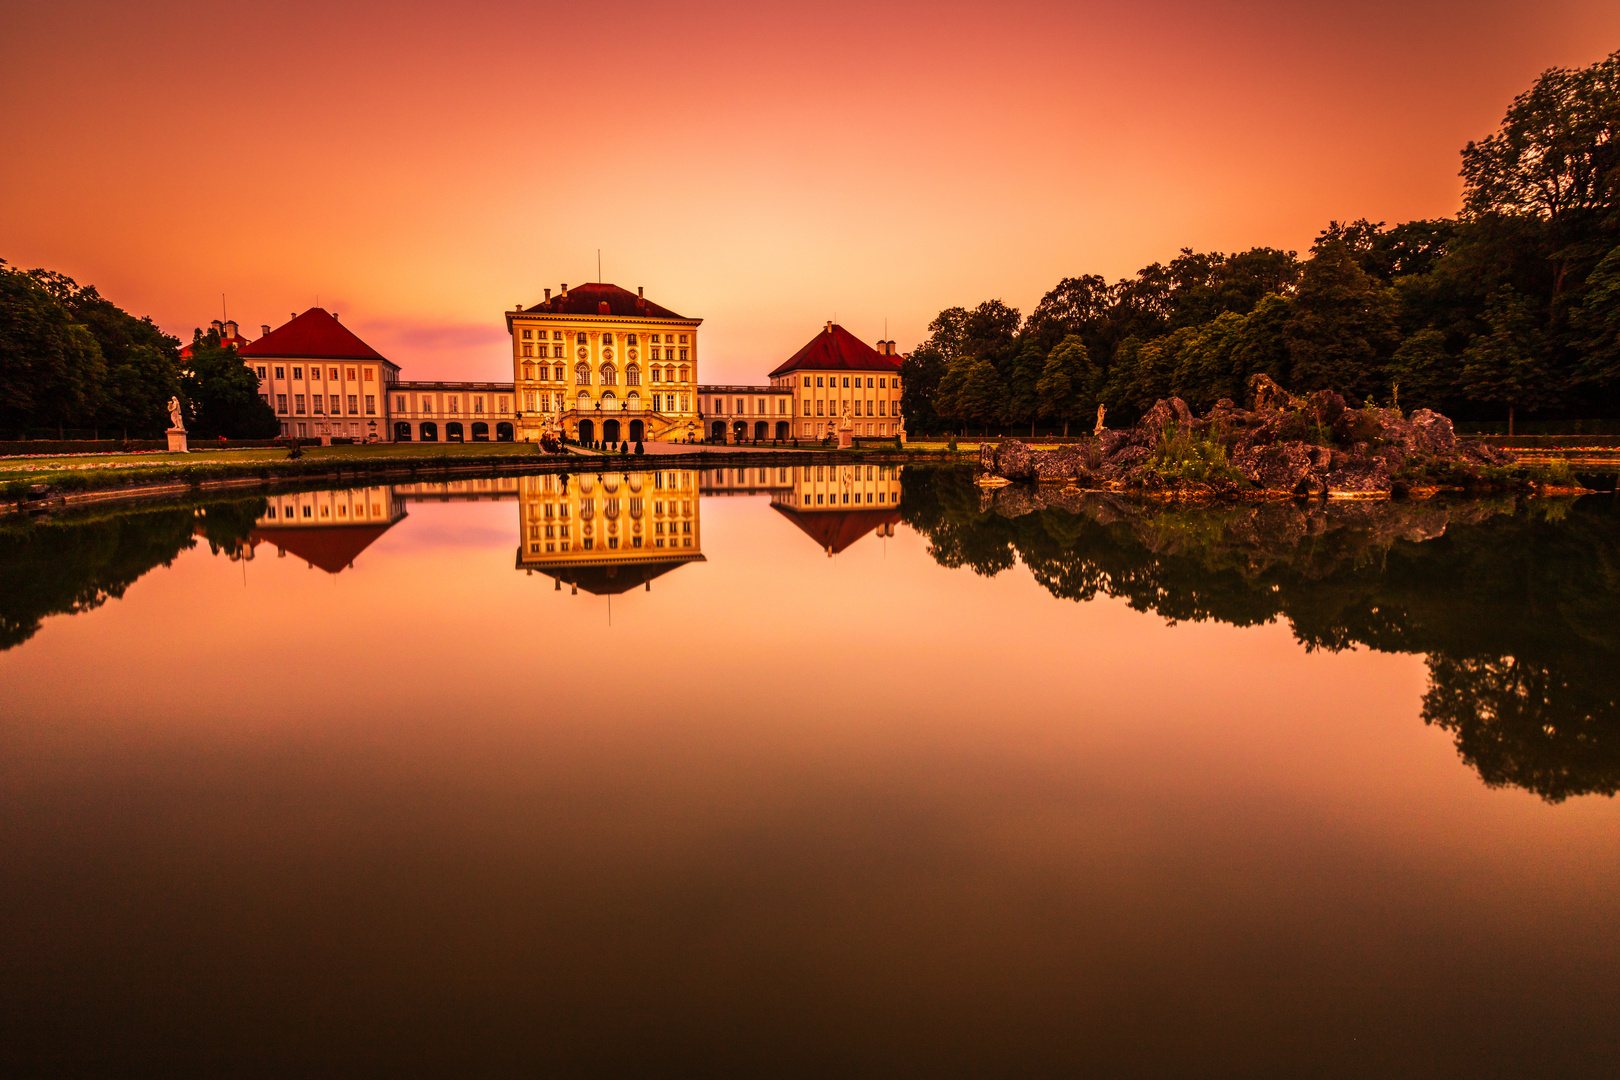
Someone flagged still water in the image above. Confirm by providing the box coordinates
[2,463,1617,1076]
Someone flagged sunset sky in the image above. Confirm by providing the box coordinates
[4,0,1618,383]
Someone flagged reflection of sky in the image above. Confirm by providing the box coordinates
[2,492,1618,1071]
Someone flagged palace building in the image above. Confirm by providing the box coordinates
[241,308,402,442]
[770,323,903,441]
[505,283,702,446]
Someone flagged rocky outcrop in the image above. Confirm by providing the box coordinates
[975,374,1552,501]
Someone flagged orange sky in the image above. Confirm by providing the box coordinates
[3,0,1618,383]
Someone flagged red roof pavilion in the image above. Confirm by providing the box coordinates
[768,323,902,378]
[239,307,394,364]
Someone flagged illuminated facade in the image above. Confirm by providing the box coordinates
[505,283,702,446]
[240,309,401,442]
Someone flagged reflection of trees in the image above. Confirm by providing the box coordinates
[0,496,266,651]
[901,467,1620,802]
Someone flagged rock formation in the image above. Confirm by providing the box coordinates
[977,374,1557,500]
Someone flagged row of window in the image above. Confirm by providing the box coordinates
[520,330,688,346]
[262,500,385,520]
[520,391,689,413]
[393,395,510,414]
[264,365,377,383]
[707,397,789,415]
[801,375,898,390]
[806,398,888,416]
[277,394,377,416]
[525,535,693,555]
[518,363,693,385]
[802,421,893,437]
[522,345,690,362]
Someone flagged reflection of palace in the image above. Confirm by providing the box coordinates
[698,463,902,556]
[247,480,520,572]
[770,464,902,555]
[515,470,705,594]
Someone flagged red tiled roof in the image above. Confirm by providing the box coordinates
[538,557,700,594]
[239,308,395,364]
[768,324,902,378]
[770,504,900,555]
[518,283,690,321]
[249,524,395,574]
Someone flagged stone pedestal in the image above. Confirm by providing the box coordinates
[320,434,333,446]
[166,427,188,453]
[838,427,854,449]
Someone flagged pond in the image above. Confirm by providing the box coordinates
[2,462,1617,1076]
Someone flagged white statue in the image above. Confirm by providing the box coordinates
[840,399,854,430]
[898,413,908,445]
[1093,403,1106,435]
[167,395,185,431]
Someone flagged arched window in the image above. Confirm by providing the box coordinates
[553,365,564,382]
[678,366,689,383]
[575,363,590,385]
[601,391,619,411]
[577,389,591,408]
[600,363,617,385]
[626,392,641,411]
[626,365,640,385]
[576,332,588,345]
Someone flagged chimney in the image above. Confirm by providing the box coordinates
[544,288,551,301]
[210,319,223,334]
[333,313,339,321]
[825,320,833,333]
[291,313,297,321]
[224,320,238,338]
[561,284,568,298]
[515,303,523,312]
[260,324,270,337]
[638,286,643,297]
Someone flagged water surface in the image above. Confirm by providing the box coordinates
[2,464,1617,1076]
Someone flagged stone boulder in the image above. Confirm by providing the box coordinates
[1233,441,1315,492]
[992,440,1040,480]
[1409,409,1456,454]
[1324,457,1392,498]
[979,442,999,473]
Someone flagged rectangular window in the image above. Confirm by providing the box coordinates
[736,399,744,414]
[554,345,563,358]
[329,368,338,381]
[802,398,810,413]
[255,366,267,379]
[365,369,374,381]
[679,349,688,361]
[843,377,850,388]
[879,400,886,415]
[448,398,459,413]
[499,397,509,414]
[396,396,405,411]
[816,376,823,387]
[276,394,287,414]
[423,397,433,412]
[294,394,305,414]
[879,378,886,388]
[348,368,357,380]
[293,367,303,380]
[816,399,824,416]
[679,335,687,344]
[522,329,532,339]
[365,395,375,414]
[474,396,485,413]
[679,394,689,411]
[523,344,533,357]
[866,400,873,416]
[525,392,536,411]
[348,394,358,414]
[651,368,661,382]
[275,366,285,379]
[867,377,874,388]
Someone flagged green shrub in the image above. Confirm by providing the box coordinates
[1148,423,1249,485]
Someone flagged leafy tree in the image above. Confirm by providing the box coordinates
[1573,242,1620,388]
[1385,328,1453,411]
[0,264,106,432]
[900,346,948,433]
[1037,335,1091,435]
[956,358,1004,435]
[1003,341,1045,435]
[1285,239,1398,400]
[1460,285,1557,427]
[181,328,279,438]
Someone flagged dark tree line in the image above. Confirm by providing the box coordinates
[0,261,277,438]
[903,50,1620,434]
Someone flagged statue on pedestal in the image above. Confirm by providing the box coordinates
[165,395,188,452]
[898,413,908,446]
[1094,403,1107,435]
[167,396,185,431]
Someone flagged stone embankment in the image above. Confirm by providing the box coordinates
[978,375,1573,500]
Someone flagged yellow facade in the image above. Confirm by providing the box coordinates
[505,285,702,445]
